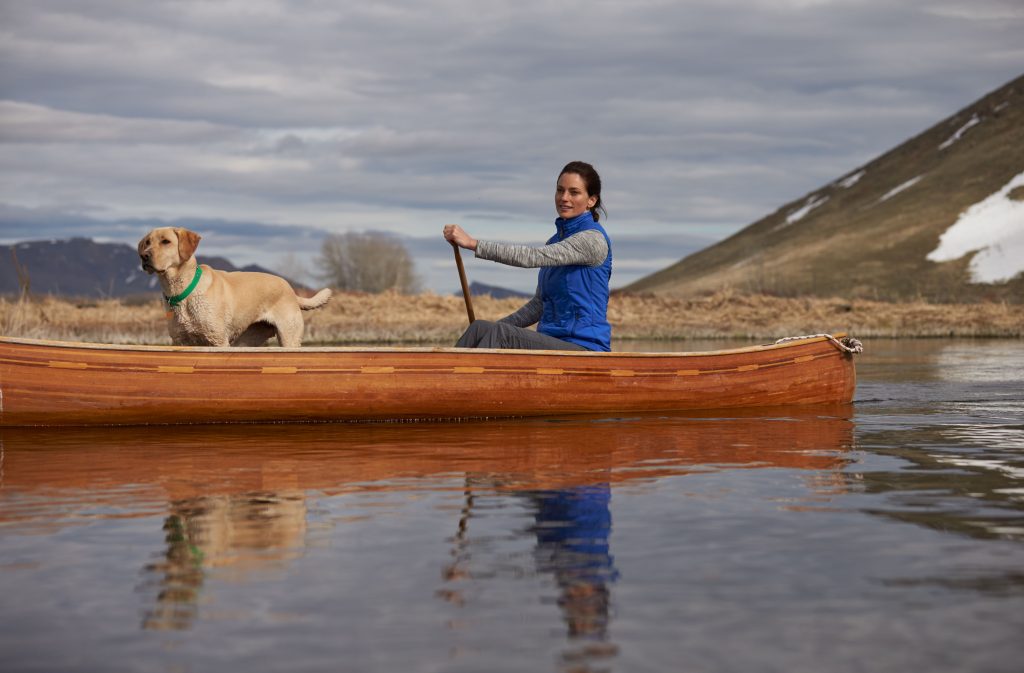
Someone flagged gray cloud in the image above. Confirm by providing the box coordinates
[1,0,1021,290]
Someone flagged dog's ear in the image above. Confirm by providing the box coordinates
[176,228,202,261]
[137,231,152,255]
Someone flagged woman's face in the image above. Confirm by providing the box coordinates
[555,172,597,220]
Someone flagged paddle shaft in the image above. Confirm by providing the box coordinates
[452,242,476,323]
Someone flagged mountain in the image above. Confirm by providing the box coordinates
[1,238,291,298]
[625,74,1024,303]
[457,281,532,300]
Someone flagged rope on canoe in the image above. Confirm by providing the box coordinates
[774,333,863,354]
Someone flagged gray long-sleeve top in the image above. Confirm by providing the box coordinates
[474,229,609,328]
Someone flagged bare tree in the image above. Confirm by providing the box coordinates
[275,252,312,288]
[316,232,421,293]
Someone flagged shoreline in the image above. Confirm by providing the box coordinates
[1,290,1021,344]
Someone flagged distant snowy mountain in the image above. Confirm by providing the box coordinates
[626,73,1024,303]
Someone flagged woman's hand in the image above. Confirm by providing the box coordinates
[443,224,478,251]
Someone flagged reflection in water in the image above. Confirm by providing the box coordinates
[141,509,203,630]
[440,483,621,662]
[140,492,306,630]
[433,411,851,668]
[854,340,1024,544]
[848,338,1024,602]
[530,486,618,641]
[0,409,854,663]
[850,431,1024,543]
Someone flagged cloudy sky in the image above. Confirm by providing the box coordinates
[1,0,1021,293]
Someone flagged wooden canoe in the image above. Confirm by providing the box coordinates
[0,334,858,427]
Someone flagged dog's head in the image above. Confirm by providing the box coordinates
[138,227,202,275]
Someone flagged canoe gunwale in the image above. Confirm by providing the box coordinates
[0,333,850,358]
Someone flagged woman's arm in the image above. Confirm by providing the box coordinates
[498,289,543,328]
[476,229,607,268]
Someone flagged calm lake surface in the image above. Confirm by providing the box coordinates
[1,338,1022,673]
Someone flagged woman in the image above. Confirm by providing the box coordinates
[443,161,613,351]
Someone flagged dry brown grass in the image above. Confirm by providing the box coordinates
[608,290,1023,339]
[1,290,1021,345]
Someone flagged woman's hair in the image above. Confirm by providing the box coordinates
[560,161,607,222]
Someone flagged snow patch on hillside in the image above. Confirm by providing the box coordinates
[927,172,1024,283]
[939,114,981,150]
[837,170,865,188]
[880,175,923,202]
[782,194,829,226]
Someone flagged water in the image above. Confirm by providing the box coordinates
[1,338,1022,673]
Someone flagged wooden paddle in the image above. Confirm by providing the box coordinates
[451,242,476,324]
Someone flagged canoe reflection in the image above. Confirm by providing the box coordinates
[0,409,853,634]
[0,408,854,490]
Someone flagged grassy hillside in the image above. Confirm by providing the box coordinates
[626,74,1024,303]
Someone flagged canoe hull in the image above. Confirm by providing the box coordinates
[0,336,856,426]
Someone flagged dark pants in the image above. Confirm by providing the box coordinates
[455,320,587,351]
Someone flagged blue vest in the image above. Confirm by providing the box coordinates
[537,212,612,351]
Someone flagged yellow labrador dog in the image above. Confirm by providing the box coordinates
[138,227,331,347]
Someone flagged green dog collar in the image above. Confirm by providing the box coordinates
[164,265,203,308]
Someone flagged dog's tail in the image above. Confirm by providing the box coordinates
[297,288,332,311]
